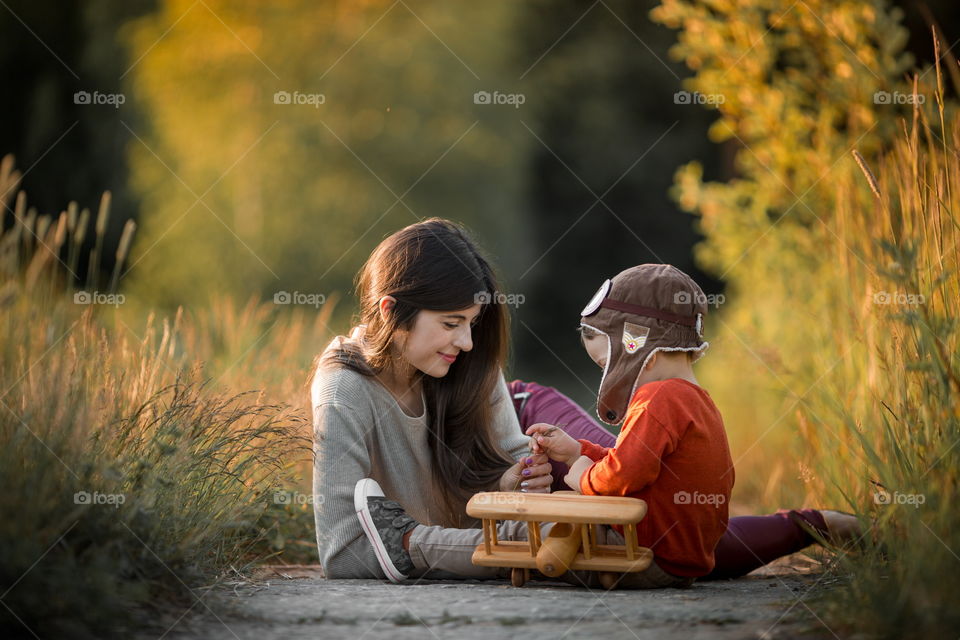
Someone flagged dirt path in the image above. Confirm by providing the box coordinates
[148,554,840,640]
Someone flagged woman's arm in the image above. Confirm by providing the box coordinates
[312,401,383,578]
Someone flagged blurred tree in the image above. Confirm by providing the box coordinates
[653,0,914,278]
[122,0,535,320]
[650,0,927,379]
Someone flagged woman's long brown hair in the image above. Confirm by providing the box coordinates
[322,218,514,524]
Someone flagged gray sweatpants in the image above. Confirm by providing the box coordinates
[406,520,694,589]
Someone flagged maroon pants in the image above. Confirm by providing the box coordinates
[507,380,827,580]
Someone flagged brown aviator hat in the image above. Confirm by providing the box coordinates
[580,264,709,426]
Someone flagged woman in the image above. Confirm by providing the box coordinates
[312,218,858,582]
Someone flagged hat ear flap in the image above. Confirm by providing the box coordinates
[597,347,635,425]
[595,319,655,425]
[595,322,636,425]
[580,319,621,425]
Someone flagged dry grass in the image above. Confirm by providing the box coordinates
[0,156,320,638]
[697,63,959,636]
[798,67,960,637]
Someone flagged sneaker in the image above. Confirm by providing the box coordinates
[354,478,419,583]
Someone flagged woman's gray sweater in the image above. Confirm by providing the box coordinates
[311,335,530,578]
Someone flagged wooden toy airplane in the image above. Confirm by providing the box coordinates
[466,491,653,589]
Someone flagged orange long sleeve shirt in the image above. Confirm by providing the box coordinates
[578,378,734,577]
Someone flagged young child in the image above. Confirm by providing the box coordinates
[527,263,734,586]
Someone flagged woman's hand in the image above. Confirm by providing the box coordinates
[499,453,553,493]
[526,423,581,466]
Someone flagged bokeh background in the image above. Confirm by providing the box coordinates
[2,1,959,637]
[3,0,956,491]
[3,0,956,402]
[2,0,733,409]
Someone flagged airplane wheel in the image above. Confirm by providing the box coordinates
[598,571,620,591]
[511,568,529,587]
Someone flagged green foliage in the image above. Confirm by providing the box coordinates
[654,0,911,270]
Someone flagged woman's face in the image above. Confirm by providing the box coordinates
[580,324,608,368]
[399,304,481,377]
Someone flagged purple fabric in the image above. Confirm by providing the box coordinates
[704,508,827,579]
[506,379,825,579]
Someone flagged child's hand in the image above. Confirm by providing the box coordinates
[525,423,580,466]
